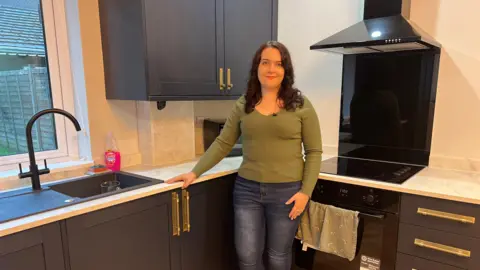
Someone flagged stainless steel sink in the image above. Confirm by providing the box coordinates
[0,172,162,224]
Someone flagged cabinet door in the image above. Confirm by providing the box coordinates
[66,192,176,270]
[144,0,225,98]
[224,0,278,96]
[178,175,236,270]
[0,222,65,270]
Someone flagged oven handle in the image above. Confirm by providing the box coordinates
[358,212,385,220]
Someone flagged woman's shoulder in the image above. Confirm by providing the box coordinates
[231,95,247,115]
[300,94,313,107]
[236,95,247,105]
[295,93,316,116]
[292,93,313,111]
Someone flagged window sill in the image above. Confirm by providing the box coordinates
[0,160,94,192]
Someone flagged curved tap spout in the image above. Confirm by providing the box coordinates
[20,109,82,191]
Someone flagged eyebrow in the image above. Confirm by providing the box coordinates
[261,58,282,63]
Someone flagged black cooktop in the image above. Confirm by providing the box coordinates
[320,156,425,184]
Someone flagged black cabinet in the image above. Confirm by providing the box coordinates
[398,193,480,269]
[224,0,278,96]
[65,192,174,270]
[63,175,236,270]
[0,222,65,270]
[172,174,236,270]
[99,0,277,101]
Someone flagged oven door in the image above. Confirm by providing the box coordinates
[293,205,398,270]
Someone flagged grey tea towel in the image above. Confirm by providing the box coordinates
[296,202,360,261]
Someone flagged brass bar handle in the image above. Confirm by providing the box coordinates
[417,207,476,224]
[182,189,191,232]
[227,68,233,90]
[172,192,180,236]
[186,190,191,232]
[414,238,471,258]
[219,68,225,90]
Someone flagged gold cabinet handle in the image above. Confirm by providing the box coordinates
[227,68,233,90]
[182,189,191,232]
[417,207,476,224]
[172,192,180,236]
[414,238,471,258]
[219,68,225,90]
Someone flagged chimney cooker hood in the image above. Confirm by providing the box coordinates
[310,0,441,54]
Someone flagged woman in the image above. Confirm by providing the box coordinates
[167,41,322,270]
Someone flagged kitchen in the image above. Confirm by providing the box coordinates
[1,0,480,270]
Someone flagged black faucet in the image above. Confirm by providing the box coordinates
[18,109,82,191]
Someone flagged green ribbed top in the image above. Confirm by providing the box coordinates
[192,95,323,197]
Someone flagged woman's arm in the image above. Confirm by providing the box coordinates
[191,98,244,177]
[300,97,323,197]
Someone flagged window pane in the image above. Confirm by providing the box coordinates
[0,0,58,157]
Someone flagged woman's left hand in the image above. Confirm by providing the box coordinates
[286,192,309,220]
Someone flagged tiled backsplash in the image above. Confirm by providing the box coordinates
[137,101,196,166]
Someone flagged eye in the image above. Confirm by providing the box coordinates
[276,63,282,67]
[261,61,268,65]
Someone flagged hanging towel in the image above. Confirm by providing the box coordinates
[296,202,360,261]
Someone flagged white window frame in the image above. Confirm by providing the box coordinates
[0,0,79,170]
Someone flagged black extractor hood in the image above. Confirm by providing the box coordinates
[310,0,441,54]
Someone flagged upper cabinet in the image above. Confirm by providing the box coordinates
[99,0,278,102]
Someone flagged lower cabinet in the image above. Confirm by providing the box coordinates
[64,174,236,270]
[399,193,480,270]
[396,253,463,270]
[65,192,174,270]
[0,222,65,270]
[171,174,236,270]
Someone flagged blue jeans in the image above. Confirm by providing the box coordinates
[234,176,302,270]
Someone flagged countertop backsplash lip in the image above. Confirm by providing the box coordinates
[2,155,480,238]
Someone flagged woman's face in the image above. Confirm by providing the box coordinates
[257,47,284,91]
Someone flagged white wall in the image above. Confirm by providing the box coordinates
[277,0,364,153]
[411,0,480,169]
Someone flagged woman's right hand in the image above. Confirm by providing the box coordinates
[166,172,198,189]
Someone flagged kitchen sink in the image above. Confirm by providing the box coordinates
[0,172,162,224]
[49,172,157,199]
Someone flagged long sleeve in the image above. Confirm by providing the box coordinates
[191,97,244,177]
[300,97,323,197]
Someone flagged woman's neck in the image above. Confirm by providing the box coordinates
[261,87,279,101]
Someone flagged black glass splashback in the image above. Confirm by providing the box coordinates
[339,50,440,166]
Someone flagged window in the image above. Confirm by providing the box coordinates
[0,0,78,169]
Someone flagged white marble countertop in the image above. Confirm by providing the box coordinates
[1,155,480,237]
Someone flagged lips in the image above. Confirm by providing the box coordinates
[266,76,276,80]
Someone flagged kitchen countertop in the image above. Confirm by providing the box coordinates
[1,155,480,237]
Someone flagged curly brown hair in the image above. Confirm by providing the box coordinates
[244,41,304,114]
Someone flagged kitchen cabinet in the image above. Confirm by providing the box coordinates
[65,192,174,270]
[0,222,65,270]
[397,194,480,269]
[224,0,278,96]
[98,0,277,102]
[172,174,236,270]
[64,174,236,270]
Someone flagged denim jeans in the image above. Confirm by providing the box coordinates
[233,176,302,270]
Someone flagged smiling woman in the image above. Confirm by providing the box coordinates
[167,40,323,270]
[245,41,304,114]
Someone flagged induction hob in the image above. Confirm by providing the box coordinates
[320,156,425,184]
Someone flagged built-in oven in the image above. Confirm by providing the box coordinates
[293,180,400,270]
